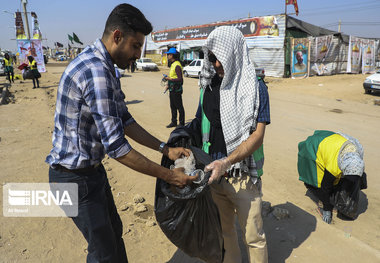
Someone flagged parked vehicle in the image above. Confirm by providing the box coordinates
[363,70,380,94]
[136,58,158,71]
[183,58,266,80]
[183,59,203,78]
[56,55,67,61]
[0,57,4,75]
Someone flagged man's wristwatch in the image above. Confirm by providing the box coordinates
[158,142,166,153]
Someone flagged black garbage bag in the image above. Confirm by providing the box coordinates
[22,69,34,80]
[23,69,41,80]
[154,124,224,263]
[331,175,364,219]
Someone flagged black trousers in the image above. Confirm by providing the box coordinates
[6,68,14,83]
[49,164,128,263]
[32,77,40,88]
[169,91,185,125]
[304,169,337,211]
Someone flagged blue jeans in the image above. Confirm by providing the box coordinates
[49,164,128,263]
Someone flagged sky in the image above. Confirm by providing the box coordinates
[1,0,380,52]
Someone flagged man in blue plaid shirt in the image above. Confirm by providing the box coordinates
[46,4,197,262]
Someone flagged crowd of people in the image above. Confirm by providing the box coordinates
[43,3,367,263]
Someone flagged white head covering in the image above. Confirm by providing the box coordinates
[337,132,365,176]
[200,26,259,155]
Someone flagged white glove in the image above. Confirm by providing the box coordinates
[204,157,231,185]
[322,210,332,224]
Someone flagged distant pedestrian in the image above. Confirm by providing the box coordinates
[130,61,136,73]
[3,53,14,84]
[27,56,40,89]
[164,47,185,128]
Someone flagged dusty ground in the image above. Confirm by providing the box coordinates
[0,63,380,263]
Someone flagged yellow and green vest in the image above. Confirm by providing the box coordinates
[29,60,37,70]
[200,89,264,177]
[168,61,183,92]
[298,130,348,188]
[4,58,13,72]
[4,58,10,67]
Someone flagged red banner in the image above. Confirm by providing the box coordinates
[286,0,299,16]
[15,12,27,39]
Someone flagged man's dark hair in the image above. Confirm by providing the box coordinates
[103,4,152,37]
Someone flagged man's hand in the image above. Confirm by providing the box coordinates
[205,157,231,185]
[165,146,191,161]
[167,167,199,188]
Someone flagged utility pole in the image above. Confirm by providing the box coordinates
[338,19,341,33]
[22,0,31,39]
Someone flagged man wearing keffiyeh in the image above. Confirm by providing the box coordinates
[196,26,270,263]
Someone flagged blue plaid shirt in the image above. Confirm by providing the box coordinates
[46,39,135,169]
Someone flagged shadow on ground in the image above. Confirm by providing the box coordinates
[38,85,59,89]
[126,100,143,105]
[166,202,316,263]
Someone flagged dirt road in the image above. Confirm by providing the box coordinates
[0,64,379,262]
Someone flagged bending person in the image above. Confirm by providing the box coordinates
[298,130,367,224]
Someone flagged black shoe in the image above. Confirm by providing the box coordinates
[32,86,36,89]
[166,122,177,128]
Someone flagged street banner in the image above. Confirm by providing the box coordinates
[17,40,46,73]
[15,12,27,39]
[31,12,42,40]
[347,36,362,73]
[152,16,280,42]
[315,35,332,61]
[291,38,310,78]
[314,35,333,75]
[361,39,376,74]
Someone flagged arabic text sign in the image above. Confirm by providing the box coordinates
[152,16,279,42]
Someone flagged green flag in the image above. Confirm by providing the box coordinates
[72,32,83,45]
[68,34,74,44]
